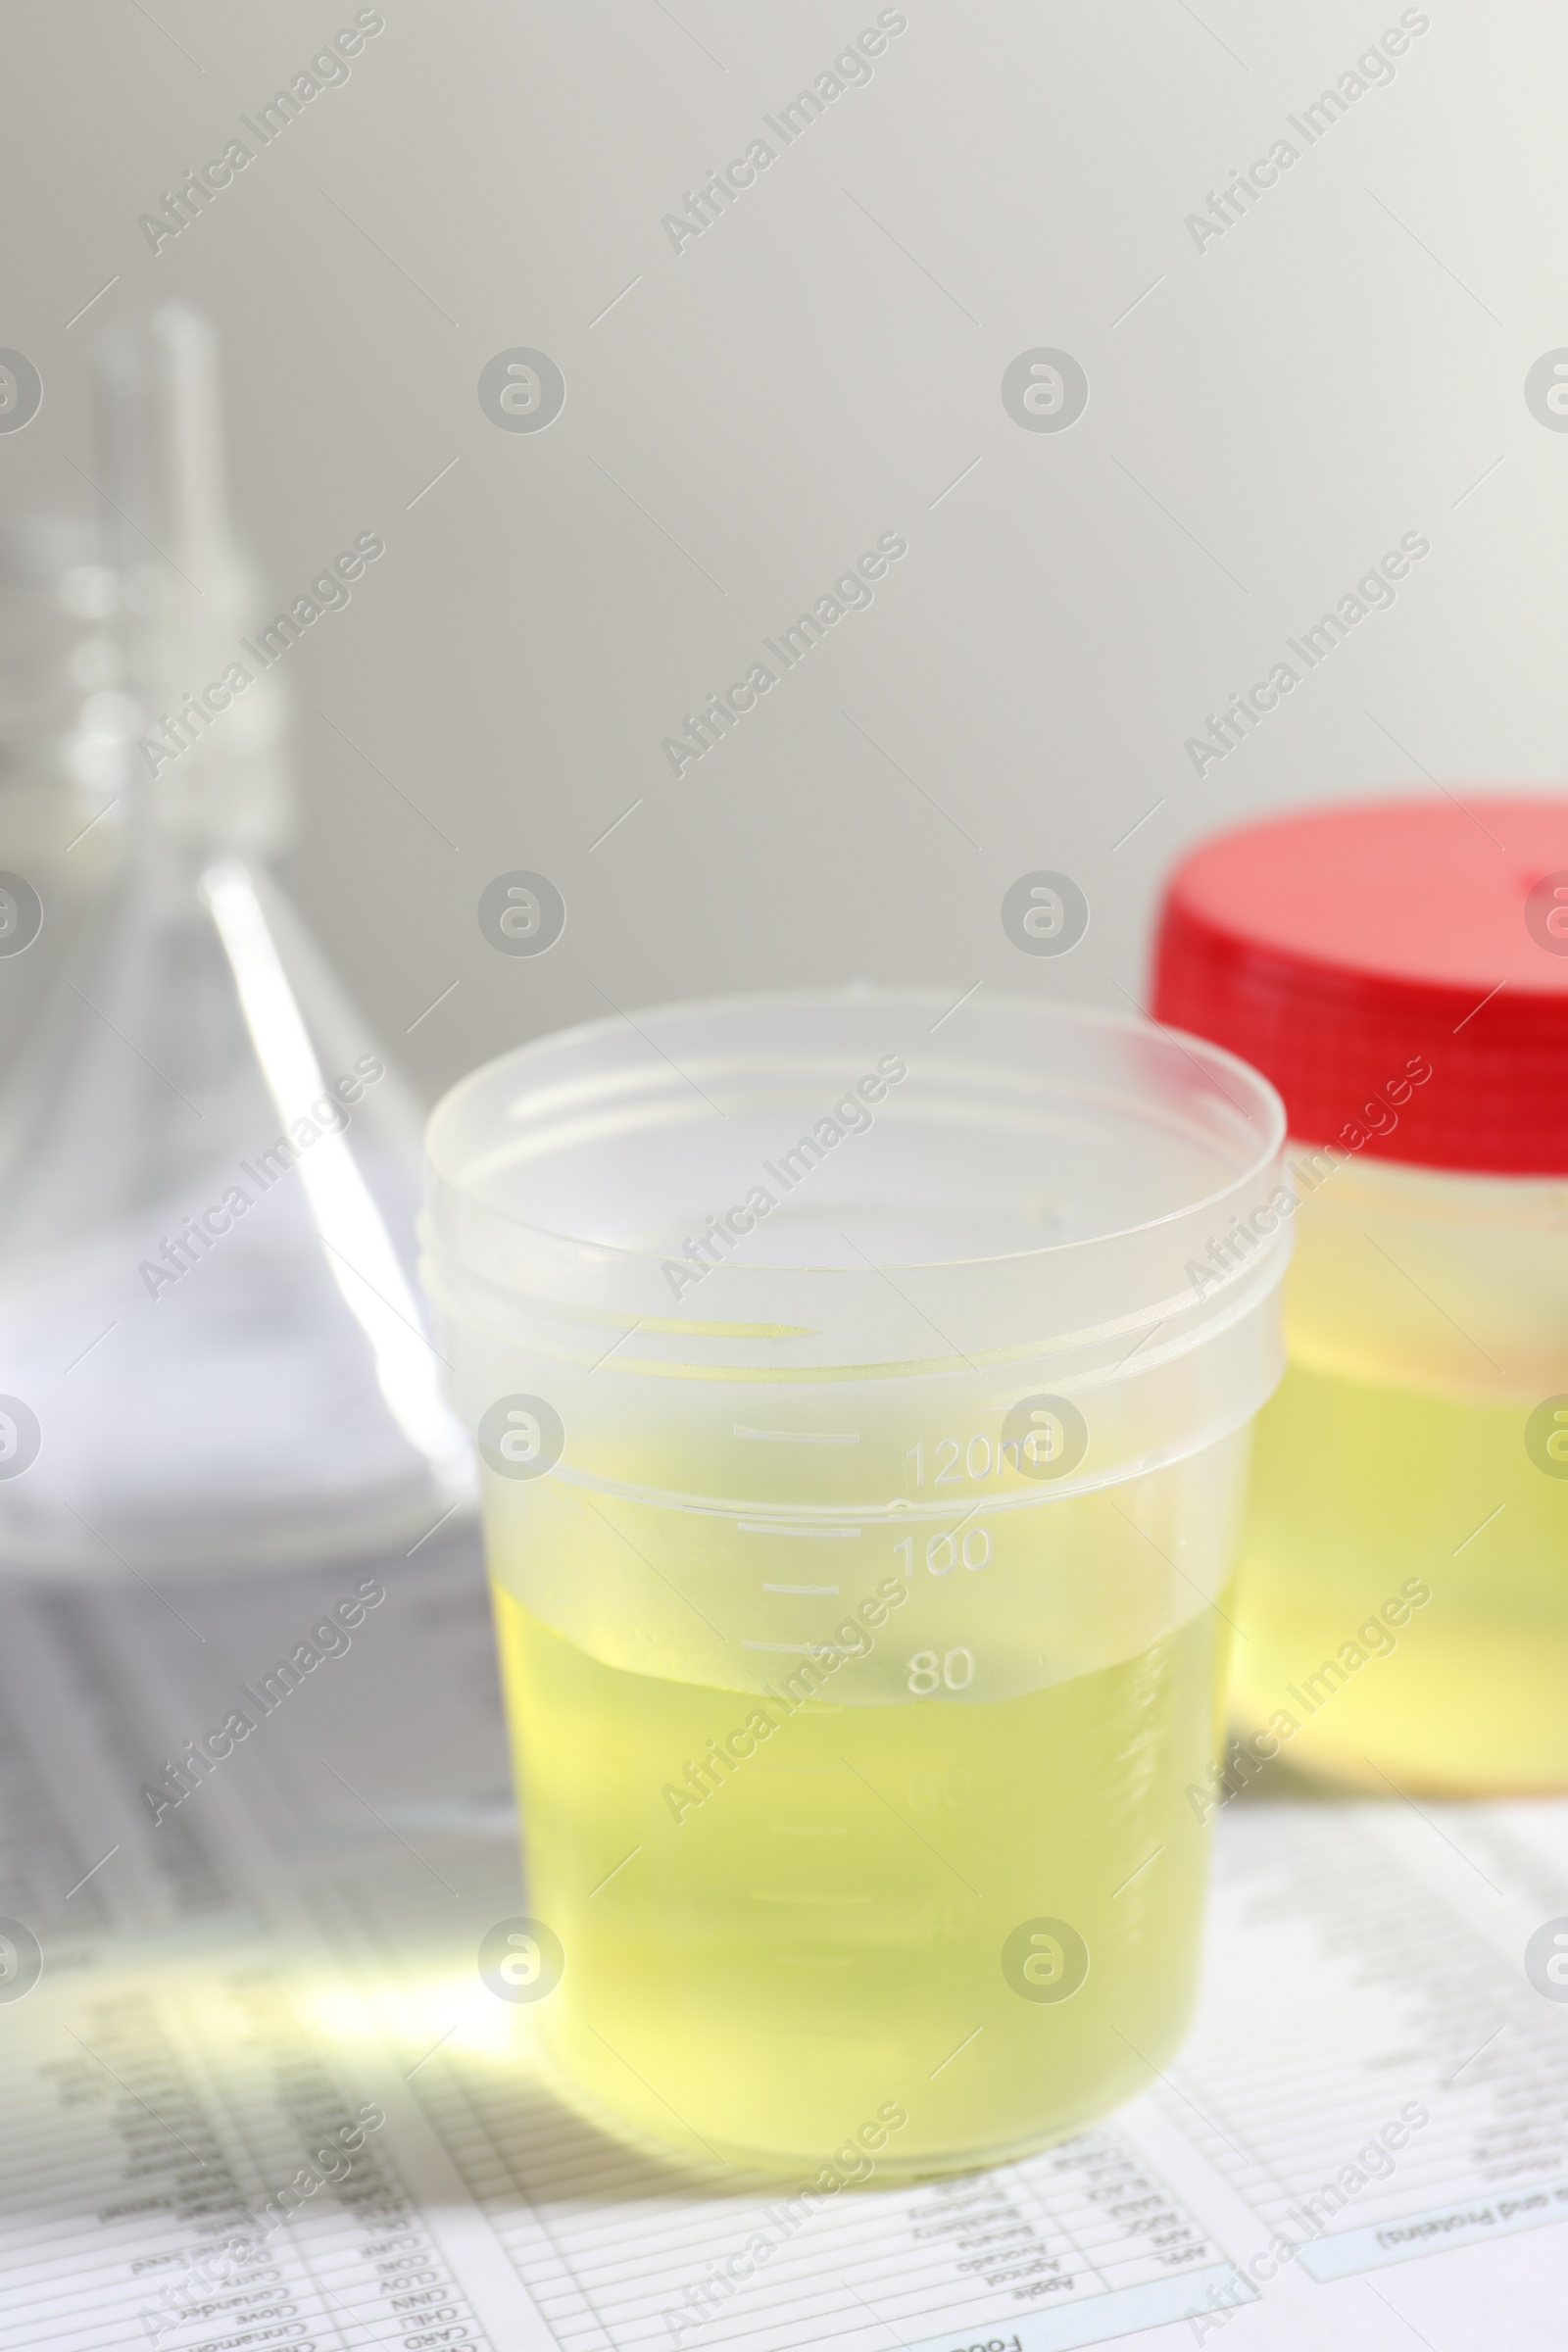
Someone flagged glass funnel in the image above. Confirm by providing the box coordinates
[0,307,472,1577]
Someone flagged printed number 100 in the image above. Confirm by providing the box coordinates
[895,1529,991,1576]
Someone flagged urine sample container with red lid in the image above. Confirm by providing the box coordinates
[1153,795,1568,1794]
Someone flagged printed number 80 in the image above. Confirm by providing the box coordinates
[907,1647,975,1694]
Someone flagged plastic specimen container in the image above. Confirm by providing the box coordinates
[421,989,1288,2176]
[1154,796,1568,1793]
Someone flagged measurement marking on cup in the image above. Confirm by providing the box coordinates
[738,1522,861,1539]
[761,1583,840,1595]
[733,1425,861,1445]
[588,1845,643,1898]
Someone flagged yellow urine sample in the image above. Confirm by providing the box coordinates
[1232,1360,1568,1793]
[491,1578,1226,2180]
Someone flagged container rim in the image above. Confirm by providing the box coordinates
[423,984,1287,1283]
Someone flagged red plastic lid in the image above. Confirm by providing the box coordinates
[1152,796,1568,1175]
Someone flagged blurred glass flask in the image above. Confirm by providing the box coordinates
[0,517,132,1082]
[0,306,472,1576]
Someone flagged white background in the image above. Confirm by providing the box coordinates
[3,0,1562,1097]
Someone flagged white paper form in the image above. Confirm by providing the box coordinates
[1,1534,1566,2352]
[1164,1800,1568,2288]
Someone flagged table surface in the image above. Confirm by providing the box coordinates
[0,1531,1562,2352]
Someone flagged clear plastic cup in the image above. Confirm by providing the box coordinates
[421,989,1288,2178]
